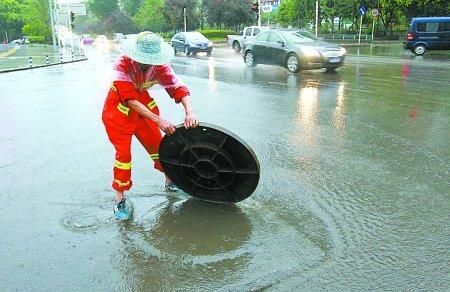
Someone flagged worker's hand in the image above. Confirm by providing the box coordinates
[157,118,176,135]
[184,111,198,129]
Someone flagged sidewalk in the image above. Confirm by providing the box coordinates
[0,46,19,58]
[0,44,86,72]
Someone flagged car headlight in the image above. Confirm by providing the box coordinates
[208,41,213,46]
[340,47,347,55]
[302,47,321,57]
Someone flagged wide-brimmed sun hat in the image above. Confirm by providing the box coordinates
[120,31,174,65]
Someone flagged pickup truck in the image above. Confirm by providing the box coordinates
[227,26,269,53]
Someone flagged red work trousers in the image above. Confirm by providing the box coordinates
[105,117,163,192]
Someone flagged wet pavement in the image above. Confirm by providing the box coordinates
[0,44,449,291]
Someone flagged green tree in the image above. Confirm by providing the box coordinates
[202,0,254,30]
[163,0,200,31]
[222,0,255,29]
[21,0,51,41]
[119,0,145,17]
[0,0,25,41]
[399,0,449,21]
[88,0,137,34]
[133,0,166,32]
[275,0,315,28]
[87,0,119,20]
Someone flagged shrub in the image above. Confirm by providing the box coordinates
[159,32,173,40]
[27,36,46,44]
[198,29,236,40]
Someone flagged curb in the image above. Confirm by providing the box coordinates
[0,57,88,74]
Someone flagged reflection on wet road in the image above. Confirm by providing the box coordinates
[0,45,449,290]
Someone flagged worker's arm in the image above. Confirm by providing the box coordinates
[128,99,176,135]
[180,95,198,128]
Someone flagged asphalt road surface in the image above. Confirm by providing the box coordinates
[1,44,449,291]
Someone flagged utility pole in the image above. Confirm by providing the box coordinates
[184,7,187,32]
[258,0,261,26]
[67,0,74,52]
[315,1,319,36]
[48,0,56,49]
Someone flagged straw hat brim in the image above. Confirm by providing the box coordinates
[120,38,174,65]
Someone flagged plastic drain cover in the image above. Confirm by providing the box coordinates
[159,123,260,203]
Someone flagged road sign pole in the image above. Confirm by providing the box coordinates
[371,9,379,42]
[358,15,363,45]
[371,17,375,41]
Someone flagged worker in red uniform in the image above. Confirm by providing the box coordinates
[102,31,198,220]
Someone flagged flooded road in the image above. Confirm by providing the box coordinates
[0,45,449,291]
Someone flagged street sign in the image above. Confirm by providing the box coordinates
[358,6,367,16]
[372,9,379,16]
[59,4,86,16]
[262,4,273,13]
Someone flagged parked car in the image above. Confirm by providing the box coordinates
[243,29,346,73]
[81,34,94,45]
[404,16,450,55]
[171,32,212,56]
[11,36,29,45]
[227,26,269,53]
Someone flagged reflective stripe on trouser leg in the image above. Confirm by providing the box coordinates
[104,125,133,191]
[135,116,163,172]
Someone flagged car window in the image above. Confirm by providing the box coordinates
[185,32,208,42]
[254,28,261,35]
[268,32,283,43]
[296,31,318,40]
[280,31,316,43]
[417,22,439,32]
[254,31,269,42]
[439,22,450,32]
[245,28,252,36]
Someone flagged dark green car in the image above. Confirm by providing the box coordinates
[243,29,346,73]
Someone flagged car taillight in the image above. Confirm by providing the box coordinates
[406,32,414,41]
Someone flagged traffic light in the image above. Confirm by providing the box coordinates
[251,1,259,13]
[70,11,75,29]
[251,1,259,21]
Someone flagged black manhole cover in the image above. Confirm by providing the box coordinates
[159,123,260,203]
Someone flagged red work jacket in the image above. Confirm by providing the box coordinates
[102,55,190,134]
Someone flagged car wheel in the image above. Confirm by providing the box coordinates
[413,44,426,55]
[233,41,241,53]
[286,54,300,73]
[245,51,257,67]
[184,46,190,56]
[207,50,212,56]
[326,67,336,72]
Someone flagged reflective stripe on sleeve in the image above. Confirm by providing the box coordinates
[114,160,132,170]
[147,100,157,110]
[117,103,129,115]
[149,153,159,161]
